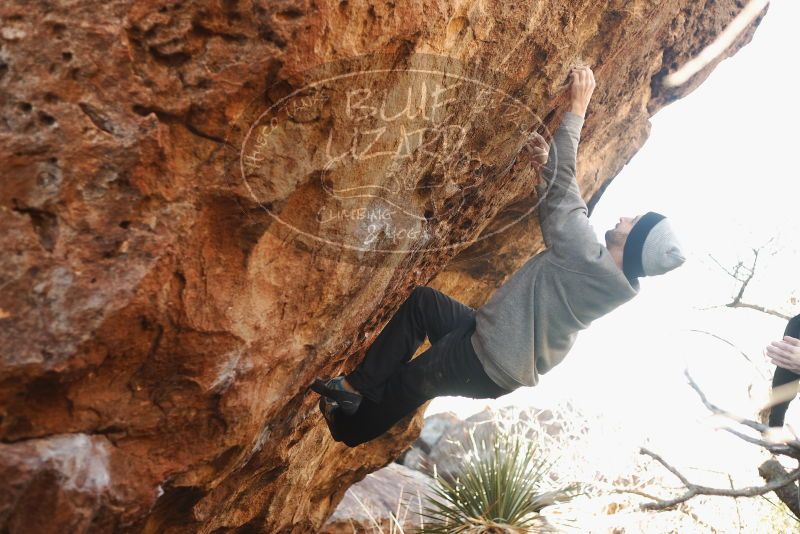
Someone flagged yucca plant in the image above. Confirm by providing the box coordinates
[418,430,579,533]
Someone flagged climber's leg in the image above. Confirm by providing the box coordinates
[345,286,476,403]
[335,314,509,447]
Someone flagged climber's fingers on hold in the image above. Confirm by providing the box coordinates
[571,69,597,95]
[568,69,583,87]
[571,65,596,86]
[556,65,595,92]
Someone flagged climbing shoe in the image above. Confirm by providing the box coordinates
[310,376,362,415]
[319,397,343,442]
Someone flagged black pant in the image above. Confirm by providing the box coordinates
[769,366,800,427]
[768,315,800,427]
[337,286,510,447]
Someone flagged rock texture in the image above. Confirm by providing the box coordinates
[0,0,764,532]
[320,463,431,533]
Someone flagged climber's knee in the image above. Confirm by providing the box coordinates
[410,285,427,299]
[409,285,433,304]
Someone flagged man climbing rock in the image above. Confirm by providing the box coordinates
[311,65,686,447]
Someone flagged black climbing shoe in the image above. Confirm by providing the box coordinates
[319,397,343,442]
[310,376,362,415]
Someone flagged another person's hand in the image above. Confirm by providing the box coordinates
[766,335,800,373]
[567,65,596,118]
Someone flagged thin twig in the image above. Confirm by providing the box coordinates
[728,473,743,533]
[708,254,743,281]
[685,370,767,433]
[726,301,792,320]
[708,239,790,319]
[688,329,768,379]
[609,487,662,501]
[723,427,795,455]
[731,248,759,305]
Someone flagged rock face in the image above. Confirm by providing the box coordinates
[320,463,431,534]
[0,0,764,532]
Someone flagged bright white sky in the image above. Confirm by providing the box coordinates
[429,0,800,477]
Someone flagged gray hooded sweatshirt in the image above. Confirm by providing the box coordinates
[470,112,640,391]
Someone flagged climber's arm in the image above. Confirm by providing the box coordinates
[534,66,596,253]
[534,112,586,249]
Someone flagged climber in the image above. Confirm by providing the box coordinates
[310,65,687,447]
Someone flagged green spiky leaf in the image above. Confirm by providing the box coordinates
[418,431,579,533]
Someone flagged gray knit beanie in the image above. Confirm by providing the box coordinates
[622,212,686,279]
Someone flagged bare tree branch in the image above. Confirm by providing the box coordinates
[708,254,743,281]
[609,487,662,501]
[638,446,800,510]
[726,301,792,320]
[759,459,800,519]
[708,238,791,320]
[683,370,800,455]
[722,427,794,455]
[731,247,759,305]
[685,370,771,435]
[609,488,721,532]
[688,329,768,379]
[621,370,800,512]
[728,473,743,534]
